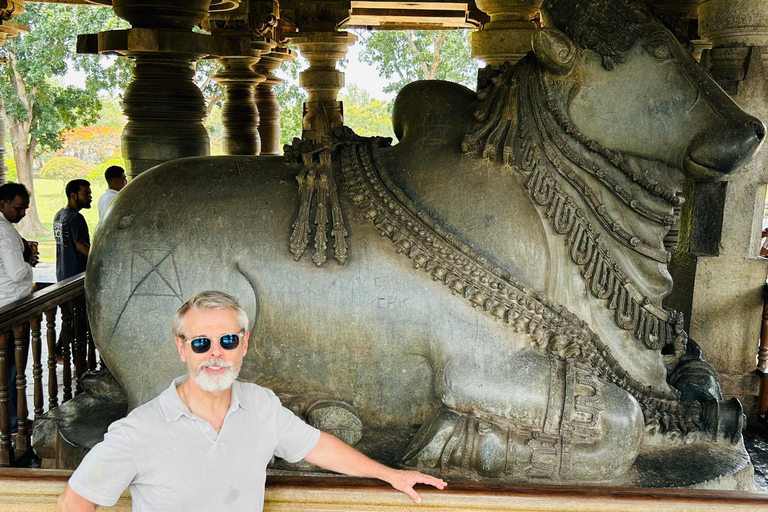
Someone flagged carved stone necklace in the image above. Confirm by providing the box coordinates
[462,58,683,354]
[337,135,700,436]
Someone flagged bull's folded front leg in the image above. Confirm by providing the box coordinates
[404,349,645,483]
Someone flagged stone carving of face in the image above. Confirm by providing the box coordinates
[537,0,764,182]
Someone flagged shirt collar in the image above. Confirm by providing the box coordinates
[159,375,247,423]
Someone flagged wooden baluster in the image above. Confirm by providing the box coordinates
[60,301,73,403]
[30,314,44,421]
[45,308,58,411]
[72,297,87,395]
[0,329,13,465]
[13,323,30,453]
[758,285,768,418]
[86,310,96,372]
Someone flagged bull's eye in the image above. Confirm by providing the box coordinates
[645,41,673,61]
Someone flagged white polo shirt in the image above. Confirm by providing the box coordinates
[0,214,33,308]
[69,377,320,511]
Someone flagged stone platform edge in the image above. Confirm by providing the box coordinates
[1,469,768,511]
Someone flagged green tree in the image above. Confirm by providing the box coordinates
[275,52,306,148]
[40,156,90,183]
[0,3,131,235]
[357,30,478,95]
[340,85,394,140]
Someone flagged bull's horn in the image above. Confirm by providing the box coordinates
[532,27,578,76]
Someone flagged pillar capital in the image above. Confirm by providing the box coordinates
[699,0,768,48]
[287,30,357,143]
[470,0,543,66]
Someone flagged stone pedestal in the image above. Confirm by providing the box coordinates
[254,46,295,155]
[667,0,768,416]
[289,31,357,144]
[470,0,543,66]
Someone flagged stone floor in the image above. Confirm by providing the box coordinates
[744,422,768,492]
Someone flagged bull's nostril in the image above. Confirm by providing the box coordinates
[751,120,766,141]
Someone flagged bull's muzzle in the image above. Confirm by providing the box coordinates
[685,116,765,181]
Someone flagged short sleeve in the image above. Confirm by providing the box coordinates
[270,393,321,463]
[68,417,140,506]
[72,213,89,244]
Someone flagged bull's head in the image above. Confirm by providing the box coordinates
[537,0,764,183]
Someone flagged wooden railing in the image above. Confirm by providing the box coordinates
[0,470,767,511]
[759,284,768,426]
[0,273,94,467]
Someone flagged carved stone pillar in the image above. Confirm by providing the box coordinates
[78,0,250,177]
[288,31,357,143]
[253,46,295,155]
[214,39,271,155]
[470,0,543,66]
[667,0,768,416]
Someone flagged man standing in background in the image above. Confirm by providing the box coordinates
[0,182,39,434]
[54,179,91,281]
[0,182,37,306]
[97,165,127,218]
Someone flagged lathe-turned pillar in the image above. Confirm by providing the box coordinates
[667,0,768,417]
[253,46,295,155]
[214,38,271,155]
[289,31,356,143]
[470,0,543,66]
[78,1,250,177]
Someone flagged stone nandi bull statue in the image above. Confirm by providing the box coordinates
[71,0,764,486]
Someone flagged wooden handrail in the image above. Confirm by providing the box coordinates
[0,273,92,467]
[0,469,766,512]
[0,273,85,333]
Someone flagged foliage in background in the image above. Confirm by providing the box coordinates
[340,85,394,140]
[275,51,306,148]
[40,156,90,183]
[357,30,477,94]
[0,3,131,235]
[195,59,224,119]
[56,125,121,164]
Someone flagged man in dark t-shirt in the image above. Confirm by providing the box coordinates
[54,179,92,281]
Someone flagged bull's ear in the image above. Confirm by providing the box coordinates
[532,27,578,76]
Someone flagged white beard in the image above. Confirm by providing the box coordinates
[189,357,240,392]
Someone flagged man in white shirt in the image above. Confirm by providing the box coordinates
[97,165,127,218]
[0,182,39,435]
[58,291,446,511]
[0,182,38,308]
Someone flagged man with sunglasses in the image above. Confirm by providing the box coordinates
[59,290,446,511]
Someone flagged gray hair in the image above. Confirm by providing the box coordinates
[172,290,250,338]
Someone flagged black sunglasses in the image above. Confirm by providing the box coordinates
[181,332,243,354]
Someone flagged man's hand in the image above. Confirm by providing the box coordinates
[22,239,38,267]
[382,468,447,504]
[303,431,446,504]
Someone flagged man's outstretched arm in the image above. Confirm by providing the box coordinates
[58,484,98,512]
[303,431,447,503]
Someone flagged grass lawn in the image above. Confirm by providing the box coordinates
[29,178,108,262]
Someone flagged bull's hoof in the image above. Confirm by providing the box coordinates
[701,398,746,445]
[668,340,723,403]
[405,373,645,483]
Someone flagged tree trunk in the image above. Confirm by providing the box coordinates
[7,117,49,237]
